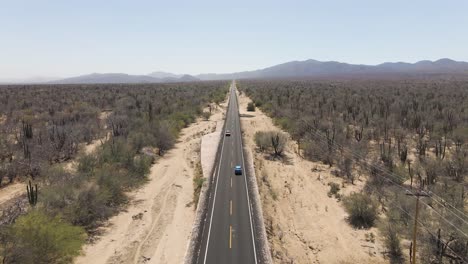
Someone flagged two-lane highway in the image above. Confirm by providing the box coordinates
[197,81,257,264]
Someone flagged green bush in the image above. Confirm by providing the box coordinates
[129,155,153,181]
[384,224,404,263]
[192,162,205,208]
[254,131,288,156]
[97,139,134,166]
[96,165,128,206]
[6,210,85,264]
[343,192,379,228]
[392,164,409,185]
[42,181,76,214]
[77,154,97,176]
[254,131,270,152]
[327,182,341,198]
[128,132,150,152]
[275,117,292,130]
[170,112,195,128]
[202,111,211,120]
[68,184,112,228]
[247,102,256,112]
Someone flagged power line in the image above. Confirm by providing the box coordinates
[305,127,468,233]
[301,122,466,218]
[373,186,468,263]
[300,127,468,261]
[302,126,468,237]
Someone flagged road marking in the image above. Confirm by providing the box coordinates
[231,176,232,188]
[203,90,230,264]
[230,200,232,215]
[235,85,259,264]
[212,167,217,184]
[229,225,232,249]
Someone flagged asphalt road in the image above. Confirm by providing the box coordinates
[197,81,257,264]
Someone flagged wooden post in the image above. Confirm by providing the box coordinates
[406,189,429,264]
[409,242,413,264]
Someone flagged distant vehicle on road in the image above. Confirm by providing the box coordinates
[225,130,231,136]
[234,165,242,175]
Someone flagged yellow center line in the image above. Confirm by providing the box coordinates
[229,225,232,249]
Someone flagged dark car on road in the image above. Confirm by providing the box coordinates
[234,165,242,175]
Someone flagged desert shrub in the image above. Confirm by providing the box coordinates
[67,184,112,228]
[95,165,128,206]
[4,210,85,264]
[338,156,355,183]
[169,112,195,128]
[303,140,324,162]
[247,102,256,111]
[328,182,341,198]
[129,155,153,180]
[392,164,409,185]
[202,111,211,120]
[41,166,73,185]
[270,132,288,156]
[254,131,270,152]
[383,223,404,263]
[42,182,76,215]
[76,154,97,177]
[128,132,151,152]
[275,117,292,131]
[343,192,379,228]
[253,100,263,107]
[97,139,134,166]
[41,167,78,215]
[254,131,288,156]
[192,162,204,208]
[155,123,175,156]
[386,193,414,230]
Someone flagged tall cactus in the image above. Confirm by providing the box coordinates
[22,120,33,139]
[26,180,38,206]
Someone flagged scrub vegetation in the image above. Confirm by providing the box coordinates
[239,79,468,263]
[0,81,228,263]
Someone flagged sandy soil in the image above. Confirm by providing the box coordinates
[238,91,386,264]
[82,111,111,155]
[0,182,24,209]
[200,118,224,179]
[75,102,227,264]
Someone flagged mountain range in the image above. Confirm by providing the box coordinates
[3,58,468,84]
[196,58,468,80]
[48,73,199,84]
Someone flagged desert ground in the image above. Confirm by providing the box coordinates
[238,91,386,264]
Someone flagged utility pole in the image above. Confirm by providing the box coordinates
[406,185,429,264]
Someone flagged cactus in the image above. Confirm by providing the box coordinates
[26,180,38,206]
[354,126,363,142]
[148,102,153,122]
[22,120,33,139]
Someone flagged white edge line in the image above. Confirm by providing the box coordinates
[235,85,259,264]
[203,84,231,264]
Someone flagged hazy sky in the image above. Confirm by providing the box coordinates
[1,0,468,79]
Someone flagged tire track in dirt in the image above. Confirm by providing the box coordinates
[132,182,178,263]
